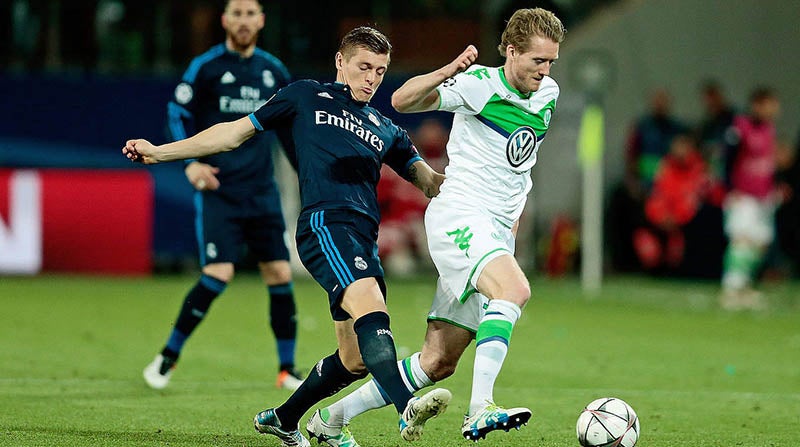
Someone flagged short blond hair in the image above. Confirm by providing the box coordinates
[497,8,566,57]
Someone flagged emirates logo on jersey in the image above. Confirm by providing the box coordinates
[506,126,538,168]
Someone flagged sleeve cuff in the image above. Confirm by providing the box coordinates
[248,113,264,131]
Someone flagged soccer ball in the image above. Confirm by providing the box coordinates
[576,397,639,447]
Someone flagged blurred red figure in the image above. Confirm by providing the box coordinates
[544,215,578,277]
[635,134,723,270]
[377,119,448,276]
[646,134,724,229]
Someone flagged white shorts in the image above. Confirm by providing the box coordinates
[723,194,775,246]
[427,277,489,333]
[425,197,515,302]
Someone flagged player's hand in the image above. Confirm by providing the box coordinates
[122,139,158,164]
[425,172,446,198]
[444,45,478,78]
[185,161,221,191]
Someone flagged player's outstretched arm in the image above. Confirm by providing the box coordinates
[122,117,257,164]
[391,45,477,114]
[407,160,446,198]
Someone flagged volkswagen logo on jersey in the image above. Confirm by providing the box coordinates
[506,126,538,168]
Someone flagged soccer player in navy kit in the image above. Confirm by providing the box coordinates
[142,0,303,392]
[124,27,451,446]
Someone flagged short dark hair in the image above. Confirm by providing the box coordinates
[750,86,776,104]
[224,0,263,9]
[701,79,722,95]
[339,27,392,60]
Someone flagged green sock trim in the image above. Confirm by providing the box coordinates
[401,357,419,390]
[724,245,761,278]
[476,319,513,344]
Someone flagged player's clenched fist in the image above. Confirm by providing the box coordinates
[446,45,478,77]
[122,139,158,164]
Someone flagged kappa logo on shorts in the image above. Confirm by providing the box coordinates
[354,256,368,270]
[446,226,473,258]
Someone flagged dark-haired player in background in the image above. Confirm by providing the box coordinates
[143,0,303,392]
[125,26,451,447]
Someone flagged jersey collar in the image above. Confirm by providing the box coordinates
[499,67,532,100]
[331,82,370,106]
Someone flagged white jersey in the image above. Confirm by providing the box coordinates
[434,64,559,225]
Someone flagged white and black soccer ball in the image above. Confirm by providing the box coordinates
[576,397,639,447]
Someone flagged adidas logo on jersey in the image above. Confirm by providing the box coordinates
[221,71,236,84]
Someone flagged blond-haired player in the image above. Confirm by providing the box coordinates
[307,8,565,445]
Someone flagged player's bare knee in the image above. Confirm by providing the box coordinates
[346,363,368,376]
[259,261,292,284]
[202,263,234,282]
[267,270,292,284]
[500,279,530,307]
[339,355,366,375]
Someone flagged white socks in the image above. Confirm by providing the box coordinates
[325,352,433,425]
[469,299,521,416]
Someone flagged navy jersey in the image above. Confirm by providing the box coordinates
[167,43,291,202]
[248,81,423,223]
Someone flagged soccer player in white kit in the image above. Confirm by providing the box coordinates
[305,9,565,445]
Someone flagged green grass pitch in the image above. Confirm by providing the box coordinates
[1,274,798,446]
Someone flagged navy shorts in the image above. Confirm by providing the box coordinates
[195,192,289,265]
[296,209,385,321]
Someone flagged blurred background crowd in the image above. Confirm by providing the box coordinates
[1,0,798,288]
